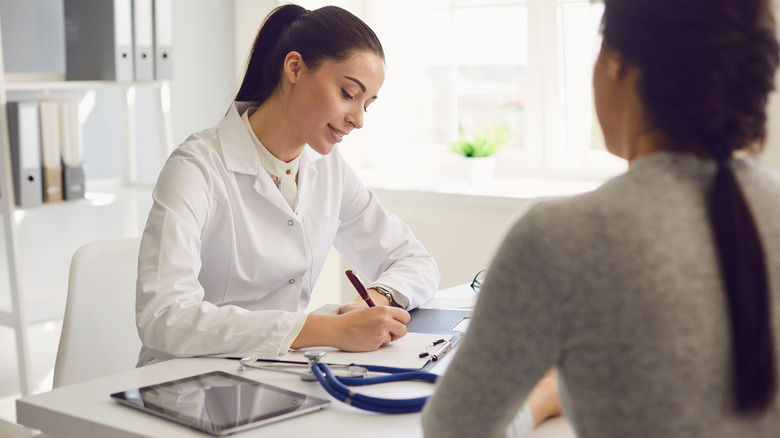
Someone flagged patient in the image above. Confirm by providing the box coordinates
[423,0,780,436]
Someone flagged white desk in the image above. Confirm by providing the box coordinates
[16,285,575,437]
[17,356,573,438]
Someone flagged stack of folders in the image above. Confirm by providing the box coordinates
[6,96,85,207]
[64,0,173,81]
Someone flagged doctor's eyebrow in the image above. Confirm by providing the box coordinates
[344,76,378,100]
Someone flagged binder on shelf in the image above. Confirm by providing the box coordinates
[6,101,43,208]
[133,0,154,81]
[59,96,86,200]
[153,0,174,80]
[0,0,66,75]
[38,100,64,203]
[64,0,134,81]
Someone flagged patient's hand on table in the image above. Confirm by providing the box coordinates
[527,370,562,427]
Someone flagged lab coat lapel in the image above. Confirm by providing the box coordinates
[217,102,295,217]
[217,103,260,175]
[295,147,321,212]
[252,174,294,216]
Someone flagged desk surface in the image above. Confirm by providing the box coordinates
[17,357,574,438]
[17,285,575,438]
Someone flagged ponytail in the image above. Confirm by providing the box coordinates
[711,158,776,413]
[235,4,307,104]
[235,4,384,105]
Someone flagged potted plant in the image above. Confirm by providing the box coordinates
[451,125,508,185]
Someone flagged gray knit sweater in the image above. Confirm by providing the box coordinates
[422,152,780,437]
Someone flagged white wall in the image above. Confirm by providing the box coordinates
[307,191,541,310]
[233,0,277,81]
[169,0,237,155]
[763,0,780,171]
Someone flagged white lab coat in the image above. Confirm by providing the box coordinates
[136,102,440,365]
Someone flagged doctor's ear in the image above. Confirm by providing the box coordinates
[283,51,306,84]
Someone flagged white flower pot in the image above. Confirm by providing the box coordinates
[466,156,495,185]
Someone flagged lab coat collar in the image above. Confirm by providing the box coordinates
[220,102,323,214]
[218,102,324,176]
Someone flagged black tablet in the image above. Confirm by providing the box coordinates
[110,371,330,436]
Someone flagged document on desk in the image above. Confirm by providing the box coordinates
[421,283,478,310]
[282,332,453,369]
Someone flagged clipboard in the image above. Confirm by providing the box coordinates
[305,305,471,369]
[407,308,471,335]
[309,305,472,334]
[407,308,472,369]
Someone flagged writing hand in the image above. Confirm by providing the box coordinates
[333,306,411,351]
[292,304,410,351]
[336,288,391,314]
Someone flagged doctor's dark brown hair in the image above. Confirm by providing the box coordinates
[234,4,384,104]
[602,0,780,414]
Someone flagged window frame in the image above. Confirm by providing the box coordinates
[339,0,626,182]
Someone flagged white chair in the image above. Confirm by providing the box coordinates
[53,237,142,388]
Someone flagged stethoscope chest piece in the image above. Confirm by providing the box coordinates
[302,351,327,381]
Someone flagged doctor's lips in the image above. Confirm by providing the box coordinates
[328,124,349,139]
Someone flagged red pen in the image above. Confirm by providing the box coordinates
[345,270,375,307]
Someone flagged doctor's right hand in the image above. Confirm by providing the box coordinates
[291,307,410,352]
[335,306,411,351]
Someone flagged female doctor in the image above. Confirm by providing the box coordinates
[135,4,440,366]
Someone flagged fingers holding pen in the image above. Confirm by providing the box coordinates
[336,306,410,351]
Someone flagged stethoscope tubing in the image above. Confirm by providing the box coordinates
[336,364,438,386]
[310,362,438,414]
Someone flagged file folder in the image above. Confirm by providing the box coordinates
[64,0,134,81]
[153,0,174,80]
[59,96,86,200]
[133,0,154,81]
[38,100,64,203]
[406,308,472,336]
[0,0,66,74]
[7,101,43,207]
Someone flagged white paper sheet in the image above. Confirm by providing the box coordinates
[421,283,478,310]
[282,332,453,369]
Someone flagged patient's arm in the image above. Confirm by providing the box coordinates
[527,370,562,427]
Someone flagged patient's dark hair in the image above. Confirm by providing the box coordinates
[234,4,384,104]
[602,0,779,414]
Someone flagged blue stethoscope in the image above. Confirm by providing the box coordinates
[238,350,439,414]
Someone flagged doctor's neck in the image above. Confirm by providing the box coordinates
[248,95,305,164]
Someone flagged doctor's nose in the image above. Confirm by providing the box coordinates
[346,111,363,131]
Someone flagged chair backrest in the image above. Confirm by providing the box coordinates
[53,237,142,388]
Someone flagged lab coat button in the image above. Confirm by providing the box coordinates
[287,220,294,226]
[289,279,295,284]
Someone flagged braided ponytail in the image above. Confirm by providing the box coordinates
[711,156,775,412]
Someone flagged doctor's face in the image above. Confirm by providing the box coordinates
[290,50,385,155]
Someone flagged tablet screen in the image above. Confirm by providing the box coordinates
[111,371,329,436]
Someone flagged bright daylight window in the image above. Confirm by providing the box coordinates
[324,0,624,182]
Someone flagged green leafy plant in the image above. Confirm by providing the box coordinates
[450,125,509,158]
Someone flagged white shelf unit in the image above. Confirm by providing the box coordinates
[0,58,172,396]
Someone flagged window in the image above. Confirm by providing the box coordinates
[337,0,625,182]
